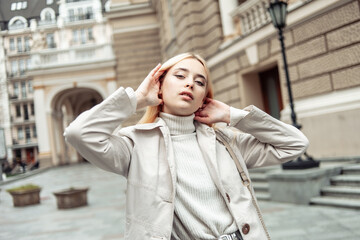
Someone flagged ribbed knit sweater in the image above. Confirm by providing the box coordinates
[159,112,237,240]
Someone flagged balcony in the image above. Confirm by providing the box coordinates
[30,43,115,70]
[69,13,93,21]
[38,20,57,26]
[231,0,271,36]
[9,94,19,100]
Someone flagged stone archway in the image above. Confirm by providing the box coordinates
[50,87,103,165]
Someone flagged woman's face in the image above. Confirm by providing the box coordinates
[161,58,207,116]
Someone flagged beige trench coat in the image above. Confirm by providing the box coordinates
[64,87,309,240]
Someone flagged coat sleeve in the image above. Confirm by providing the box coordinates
[227,105,309,168]
[63,87,136,177]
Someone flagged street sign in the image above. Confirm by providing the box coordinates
[0,128,6,160]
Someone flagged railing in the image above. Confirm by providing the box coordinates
[66,13,94,23]
[38,20,57,26]
[30,43,115,70]
[231,0,271,36]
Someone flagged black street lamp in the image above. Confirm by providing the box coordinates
[268,0,319,169]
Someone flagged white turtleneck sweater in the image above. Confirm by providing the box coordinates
[159,112,238,240]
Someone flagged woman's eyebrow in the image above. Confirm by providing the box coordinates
[175,67,207,82]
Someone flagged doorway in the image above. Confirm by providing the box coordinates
[259,67,283,119]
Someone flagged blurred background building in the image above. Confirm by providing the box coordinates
[0,0,359,169]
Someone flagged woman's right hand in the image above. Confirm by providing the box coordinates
[135,64,165,110]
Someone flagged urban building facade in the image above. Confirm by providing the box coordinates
[0,0,359,168]
[109,0,360,160]
[0,0,113,168]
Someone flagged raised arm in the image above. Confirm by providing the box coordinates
[224,105,309,168]
[64,64,165,177]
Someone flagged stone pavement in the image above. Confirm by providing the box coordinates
[0,163,359,240]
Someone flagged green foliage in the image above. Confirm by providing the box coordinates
[6,184,41,192]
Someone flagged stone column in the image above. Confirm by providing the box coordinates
[218,0,238,38]
[106,77,117,95]
[33,86,52,167]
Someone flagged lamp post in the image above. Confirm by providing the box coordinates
[0,128,7,181]
[268,0,319,169]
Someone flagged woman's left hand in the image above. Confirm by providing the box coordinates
[194,98,230,125]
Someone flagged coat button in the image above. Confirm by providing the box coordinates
[225,193,230,203]
[242,223,250,235]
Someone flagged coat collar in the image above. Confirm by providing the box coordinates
[133,117,215,132]
[132,117,166,130]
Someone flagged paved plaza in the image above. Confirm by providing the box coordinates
[0,163,359,240]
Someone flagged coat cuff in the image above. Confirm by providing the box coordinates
[125,87,137,111]
[229,107,249,127]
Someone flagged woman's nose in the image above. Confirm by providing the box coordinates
[185,79,194,89]
[185,84,193,89]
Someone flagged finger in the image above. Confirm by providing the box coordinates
[149,63,162,77]
[196,110,208,117]
[154,69,165,81]
[194,116,209,124]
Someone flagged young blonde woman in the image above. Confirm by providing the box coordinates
[64,53,309,240]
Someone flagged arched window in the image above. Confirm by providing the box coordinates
[40,8,56,22]
[45,12,52,21]
[8,16,27,30]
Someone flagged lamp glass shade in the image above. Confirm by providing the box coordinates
[268,1,288,29]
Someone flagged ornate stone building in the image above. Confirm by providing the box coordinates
[0,0,112,167]
[109,0,360,160]
[0,0,359,167]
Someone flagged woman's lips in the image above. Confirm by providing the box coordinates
[179,91,193,100]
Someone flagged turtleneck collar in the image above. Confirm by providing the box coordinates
[159,112,195,135]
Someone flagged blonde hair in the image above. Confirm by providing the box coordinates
[138,52,213,124]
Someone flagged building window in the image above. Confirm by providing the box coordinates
[46,33,56,48]
[33,125,37,138]
[25,126,31,142]
[41,8,56,23]
[72,29,78,42]
[23,104,29,120]
[73,28,94,44]
[16,105,21,117]
[10,38,15,51]
[17,37,23,52]
[11,61,18,76]
[28,81,33,93]
[14,82,19,96]
[11,3,17,11]
[81,28,86,44]
[88,28,93,40]
[86,7,93,19]
[9,17,27,30]
[30,103,35,115]
[14,20,25,28]
[19,59,26,75]
[18,127,24,140]
[17,2,22,10]
[21,81,27,98]
[11,2,27,11]
[78,8,84,20]
[69,9,75,22]
[26,58,31,70]
[24,36,30,51]
[45,11,52,21]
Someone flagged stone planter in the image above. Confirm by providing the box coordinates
[7,187,41,207]
[53,188,89,209]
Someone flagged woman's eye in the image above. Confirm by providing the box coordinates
[175,75,184,79]
[196,81,205,86]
